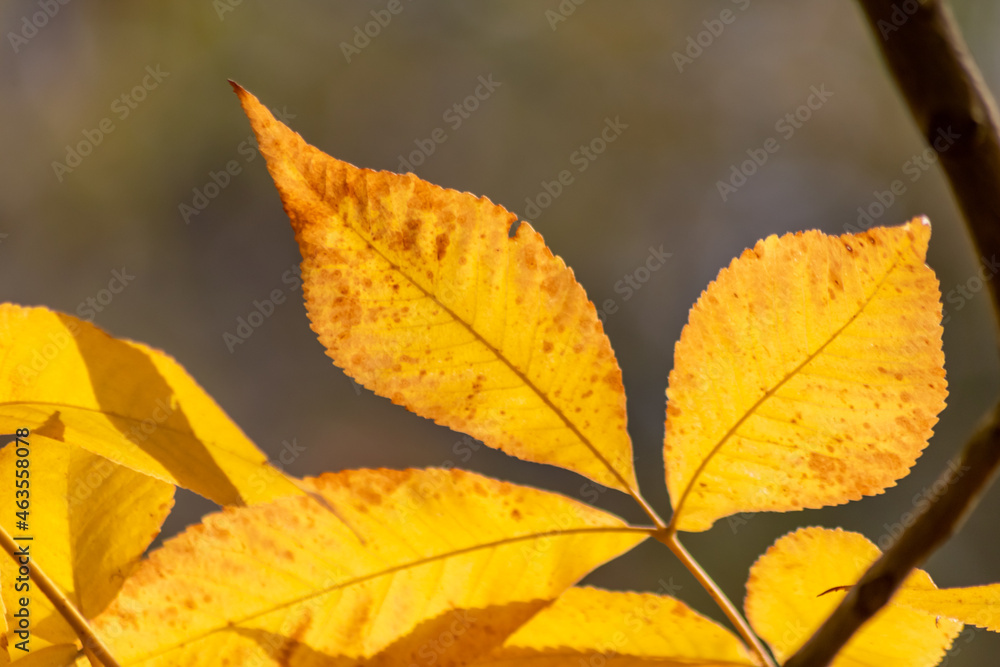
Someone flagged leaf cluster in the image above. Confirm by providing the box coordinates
[0,84,996,667]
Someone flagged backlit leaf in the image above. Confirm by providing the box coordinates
[0,304,298,505]
[476,586,757,666]
[0,432,173,649]
[233,83,637,494]
[8,642,76,666]
[745,526,961,666]
[87,468,647,665]
[895,583,1000,632]
[665,220,946,531]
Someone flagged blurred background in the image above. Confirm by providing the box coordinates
[2,1,999,663]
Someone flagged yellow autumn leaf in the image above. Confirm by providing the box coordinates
[86,468,647,665]
[7,643,76,667]
[665,220,946,531]
[745,526,961,666]
[475,586,757,666]
[0,431,173,652]
[0,304,298,505]
[233,83,637,495]
[894,583,1000,632]
[0,571,7,667]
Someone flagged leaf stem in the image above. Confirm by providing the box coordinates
[630,489,669,532]
[0,524,122,667]
[657,530,775,667]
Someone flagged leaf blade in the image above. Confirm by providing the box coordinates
[665,220,946,531]
[744,526,961,667]
[0,304,297,505]
[233,84,637,494]
[0,433,174,646]
[90,468,647,665]
[894,583,1000,632]
[476,586,757,666]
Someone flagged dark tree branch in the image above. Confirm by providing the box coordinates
[785,404,1000,666]
[785,1,1000,665]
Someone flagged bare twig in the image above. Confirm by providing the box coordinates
[785,1,1000,665]
[0,525,122,667]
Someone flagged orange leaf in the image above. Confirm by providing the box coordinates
[745,526,961,666]
[665,221,946,531]
[233,83,636,494]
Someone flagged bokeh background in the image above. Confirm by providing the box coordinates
[3,1,1000,663]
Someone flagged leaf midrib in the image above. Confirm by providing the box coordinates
[125,524,652,664]
[0,400,270,465]
[296,163,634,494]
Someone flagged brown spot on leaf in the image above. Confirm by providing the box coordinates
[435,232,449,260]
[356,487,383,506]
